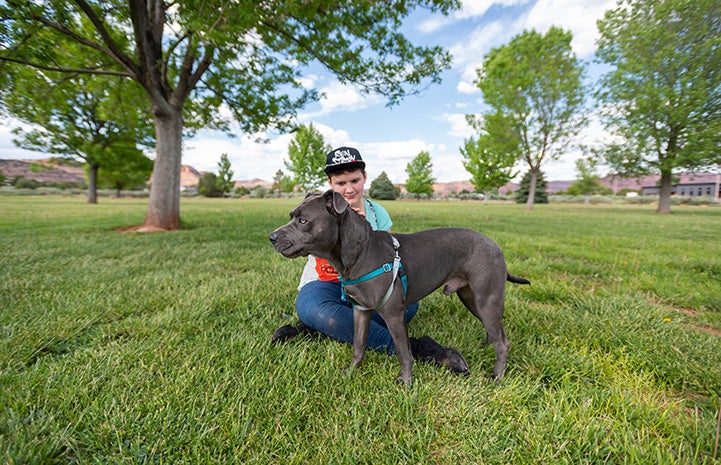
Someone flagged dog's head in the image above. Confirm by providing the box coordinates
[268,190,354,259]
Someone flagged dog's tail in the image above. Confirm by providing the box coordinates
[507,273,530,285]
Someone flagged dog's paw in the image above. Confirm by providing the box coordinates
[395,373,412,387]
[342,361,362,377]
[487,373,504,384]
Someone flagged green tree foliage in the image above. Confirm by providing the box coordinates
[595,0,721,214]
[0,1,459,230]
[565,158,611,196]
[216,153,234,197]
[405,151,435,197]
[97,150,153,197]
[272,169,296,193]
[515,170,548,204]
[285,123,329,191]
[473,27,586,211]
[369,171,397,200]
[235,186,251,197]
[12,177,40,189]
[198,172,222,198]
[461,131,518,202]
[1,65,153,204]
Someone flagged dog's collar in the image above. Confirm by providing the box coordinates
[339,236,407,311]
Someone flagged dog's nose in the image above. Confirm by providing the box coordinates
[268,232,278,244]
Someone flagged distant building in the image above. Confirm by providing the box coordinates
[641,173,721,200]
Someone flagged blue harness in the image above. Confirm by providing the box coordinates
[338,236,408,311]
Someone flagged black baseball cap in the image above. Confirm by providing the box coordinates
[324,146,366,175]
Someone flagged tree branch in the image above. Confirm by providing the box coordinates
[257,17,369,92]
[0,55,131,77]
[23,2,138,80]
[177,44,215,104]
[71,0,139,75]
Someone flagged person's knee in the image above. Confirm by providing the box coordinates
[296,296,322,330]
[405,303,419,322]
[296,294,351,334]
[297,303,332,331]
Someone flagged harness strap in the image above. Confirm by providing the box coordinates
[339,236,407,311]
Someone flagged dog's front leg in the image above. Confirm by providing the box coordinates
[383,307,414,386]
[344,307,372,376]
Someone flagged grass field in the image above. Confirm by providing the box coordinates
[1,196,720,464]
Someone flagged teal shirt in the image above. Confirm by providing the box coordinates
[363,198,392,231]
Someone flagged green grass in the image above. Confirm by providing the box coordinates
[1,196,720,464]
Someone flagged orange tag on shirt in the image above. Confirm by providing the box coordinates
[315,257,339,282]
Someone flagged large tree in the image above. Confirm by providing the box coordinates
[471,27,587,211]
[461,127,518,203]
[216,153,234,197]
[369,171,397,200]
[285,122,329,191]
[405,150,435,197]
[2,66,153,203]
[595,0,721,214]
[565,157,611,196]
[0,0,458,230]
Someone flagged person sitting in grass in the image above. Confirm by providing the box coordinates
[272,146,469,374]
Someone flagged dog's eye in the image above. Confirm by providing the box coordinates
[298,217,307,225]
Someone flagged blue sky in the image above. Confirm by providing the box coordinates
[0,0,617,183]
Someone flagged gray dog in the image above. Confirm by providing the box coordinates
[269,190,529,385]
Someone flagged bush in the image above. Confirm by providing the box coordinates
[235,186,251,197]
[251,185,268,198]
[12,177,41,189]
[515,170,548,204]
[198,172,223,197]
[369,171,397,200]
[550,195,613,204]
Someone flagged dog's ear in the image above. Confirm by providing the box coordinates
[324,189,348,216]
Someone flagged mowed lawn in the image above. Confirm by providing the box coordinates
[1,196,720,464]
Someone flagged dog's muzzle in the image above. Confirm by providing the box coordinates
[268,230,305,258]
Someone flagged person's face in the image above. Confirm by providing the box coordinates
[327,169,367,209]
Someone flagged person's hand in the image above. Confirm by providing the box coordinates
[353,207,366,218]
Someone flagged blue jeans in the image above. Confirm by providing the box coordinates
[296,280,419,354]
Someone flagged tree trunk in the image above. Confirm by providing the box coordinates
[87,162,99,204]
[657,170,673,214]
[142,110,183,230]
[525,168,537,211]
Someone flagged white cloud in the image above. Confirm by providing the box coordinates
[456,80,479,95]
[448,0,615,59]
[449,0,618,98]
[457,0,529,19]
[450,19,510,91]
[182,131,291,179]
[417,16,453,34]
[523,0,617,57]
[433,149,469,183]
[182,122,359,182]
[419,0,530,32]
[0,119,56,159]
[302,80,384,119]
[297,74,319,89]
[441,113,474,139]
